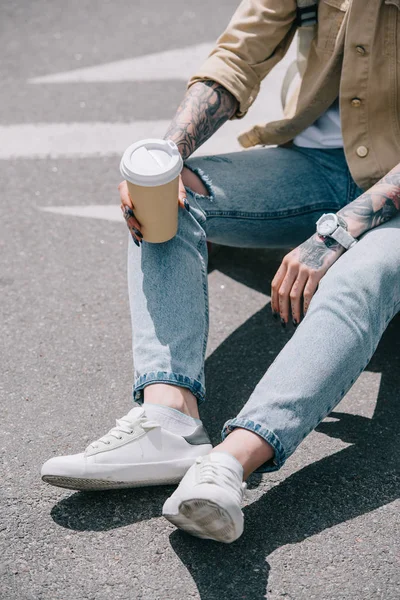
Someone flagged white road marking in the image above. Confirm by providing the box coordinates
[0,107,265,159]
[40,204,123,222]
[0,68,292,159]
[3,42,296,160]
[0,121,170,159]
[28,43,214,83]
[33,44,296,216]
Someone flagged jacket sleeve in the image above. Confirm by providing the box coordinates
[187,0,297,119]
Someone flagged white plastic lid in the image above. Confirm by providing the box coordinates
[120,138,183,187]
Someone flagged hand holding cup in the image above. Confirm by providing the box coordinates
[119,139,187,244]
[118,174,190,246]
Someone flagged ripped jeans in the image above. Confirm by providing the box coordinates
[128,145,400,471]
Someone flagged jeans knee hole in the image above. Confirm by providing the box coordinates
[183,164,215,202]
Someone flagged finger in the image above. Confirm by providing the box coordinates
[122,209,142,246]
[122,213,143,244]
[119,182,142,237]
[121,205,142,235]
[271,260,288,315]
[118,181,134,210]
[303,273,320,316]
[130,233,141,247]
[278,266,298,324]
[178,197,191,212]
[178,176,190,212]
[290,269,308,325]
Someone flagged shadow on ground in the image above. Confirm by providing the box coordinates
[170,246,400,600]
[50,246,400,600]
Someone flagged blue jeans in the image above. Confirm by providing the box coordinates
[128,145,400,472]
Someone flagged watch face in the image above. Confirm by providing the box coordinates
[317,214,337,236]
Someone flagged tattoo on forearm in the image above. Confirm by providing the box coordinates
[163,80,239,160]
[338,166,400,236]
[299,236,341,269]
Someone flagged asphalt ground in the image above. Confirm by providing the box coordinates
[1,1,399,599]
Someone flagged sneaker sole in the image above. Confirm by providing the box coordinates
[41,474,183,491]
[163,498,242,543]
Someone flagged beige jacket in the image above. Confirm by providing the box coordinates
[187,0,400,191]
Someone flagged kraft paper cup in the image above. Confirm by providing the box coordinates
[120,138,183,243]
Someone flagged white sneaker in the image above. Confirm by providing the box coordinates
[41,405,212,491]
[162,452,246,543]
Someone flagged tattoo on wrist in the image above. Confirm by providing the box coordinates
[299,235,341,270]
[163,80,238,160]
[338,167,400,235]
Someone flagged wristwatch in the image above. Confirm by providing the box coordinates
[316,213,358,250]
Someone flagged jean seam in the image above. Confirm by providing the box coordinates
[204,204,344,220]
[195,228,209,383]
[392,299,400,315]
[179,162,210,385]
[185,175,209,383]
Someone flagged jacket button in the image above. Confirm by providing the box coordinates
[356,45,366,55]
[356,146,369,158]
[351,98,362,107]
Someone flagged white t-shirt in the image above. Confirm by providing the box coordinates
[293,98,343,149]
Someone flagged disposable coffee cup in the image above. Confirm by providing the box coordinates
[120,138,183,243]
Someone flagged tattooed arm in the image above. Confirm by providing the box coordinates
[118,80,238,242]
[337,163,400,237]
[271,163,400,325]
[163,80,239,160]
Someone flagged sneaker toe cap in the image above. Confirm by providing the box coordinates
[41,453,86,477]
[163,483,237,515]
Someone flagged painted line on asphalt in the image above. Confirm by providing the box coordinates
[0,121,170,159]
[0,78,285,160]
[28,43,214,83]
[40,205,123,222]
[0,119,253,159]
[3,43,295,159]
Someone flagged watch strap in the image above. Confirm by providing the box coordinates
[331,226,358,249]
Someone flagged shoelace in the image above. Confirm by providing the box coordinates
[196,457,247,501]
[87,407,159,450]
